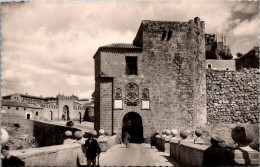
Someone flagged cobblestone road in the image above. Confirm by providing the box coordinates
[99,143,179,166]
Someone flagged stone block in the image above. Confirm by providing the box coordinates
[231,147,260,166]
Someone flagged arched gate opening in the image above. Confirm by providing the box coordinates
[122,112,144,143]
[62,105,70,121]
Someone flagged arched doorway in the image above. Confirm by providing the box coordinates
[79,112,82,123]
[62,105,70,121]
[122,112,144,143]
[50,111,53,121]
[84,108,89,121]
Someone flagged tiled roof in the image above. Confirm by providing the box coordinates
[78,98,89,101]
[1,100,43,109]
[2,93,56,100]
[100,43,141,49]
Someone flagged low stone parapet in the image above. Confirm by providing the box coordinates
[232,146,259,166]
[9,135,118,166]
[179,142,208,166]
[169,141,260,166]
[10,143,83,166]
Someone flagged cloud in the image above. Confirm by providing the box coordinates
[232,16,259,37]
[1,1,259,99]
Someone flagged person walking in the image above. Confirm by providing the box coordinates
[123,132,130,148]
[150,132,157,149]
[83,130,101,167]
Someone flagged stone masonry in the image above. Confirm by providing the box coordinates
[94,17,206,139]
[206,68,259,123]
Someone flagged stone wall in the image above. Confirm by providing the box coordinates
[169,140,259,166]
[206,69,259,123]
[10,143,83,166]
[140,18,206,130]
[41,107,59,121]
[206,59,236,71]
[2,105,43,121]
[11,135,118,166]
[2,118,87,148]
[99,77,113,134]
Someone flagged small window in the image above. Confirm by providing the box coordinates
[8,107,11,109]
[161,30,167,41]
[226,68,229,71]
[14,123,20,128]
[24,108,26,111]
[126,56,138,75]
[16,107,19,110]
[36,112,38,116]
[208,64,212,69]
[167,30,172,40]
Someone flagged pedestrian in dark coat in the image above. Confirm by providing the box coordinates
[123,132,130,148]
[150,132,157,148]
[203,134,235,166]
[1,145,25,167]
[84,131,101,167]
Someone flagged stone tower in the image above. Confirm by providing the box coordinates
[94,17,206,142]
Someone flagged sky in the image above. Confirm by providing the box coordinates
[1,1,259,99]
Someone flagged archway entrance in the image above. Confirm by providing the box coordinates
[84,108,89,121]
[50,111,53,121]
[122,112,144,143]
[79,112,82,123]
[62,105,70,121]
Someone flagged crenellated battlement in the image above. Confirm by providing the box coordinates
[133,17,205,47]
[56,94,78,101]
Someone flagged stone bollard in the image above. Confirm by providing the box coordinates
[98,129,108,152]
[169,129,178,157]
[230,125,259,166]
[164,129,171,153]
[194,129,204,144]
[170,137,181,162]
[179,130,193,165]
[161,130,167,152]
[63,130,75,144]
[1,128,9,145]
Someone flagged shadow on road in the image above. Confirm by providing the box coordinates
[161,155,181,167]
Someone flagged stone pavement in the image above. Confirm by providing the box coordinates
[99,143,180,166]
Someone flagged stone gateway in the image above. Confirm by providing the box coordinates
[93,17,207,142]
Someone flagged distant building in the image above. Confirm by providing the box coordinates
[205,33,231,60]
[206,59,236,71]
[205,34,234,71]
[1,93,93,122]
[236,46,259,70]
